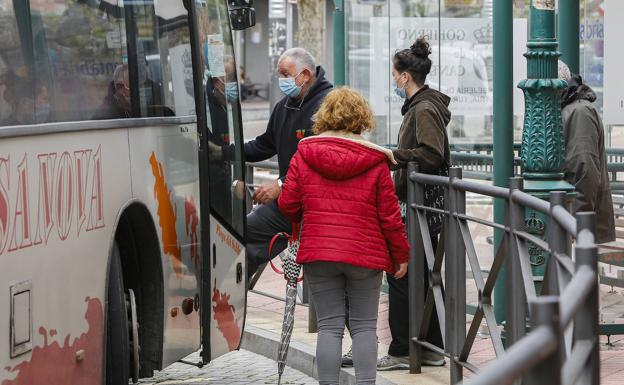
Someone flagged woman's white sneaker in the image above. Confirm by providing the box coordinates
[376,355,410,371]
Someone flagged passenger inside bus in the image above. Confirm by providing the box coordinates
[92,64,132,119]
[92,63,174,120]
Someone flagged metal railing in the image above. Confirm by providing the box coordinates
[407,163,600,385]
[448,143,624,190]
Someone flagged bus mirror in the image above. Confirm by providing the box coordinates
[230,7,256,30]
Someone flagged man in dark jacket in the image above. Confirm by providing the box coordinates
[218,48,333,277]
[559,62,615,243]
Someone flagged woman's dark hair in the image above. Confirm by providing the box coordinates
[393,37,432,86]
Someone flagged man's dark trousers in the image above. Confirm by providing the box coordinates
[387,235,443,357]
[246,200,292,279]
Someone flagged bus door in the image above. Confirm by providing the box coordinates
[186,0,254,363]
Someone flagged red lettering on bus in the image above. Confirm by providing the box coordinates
[216,223,242,255]
[74,149,92,235]
[34,153,57,245]
[56,152,73,241]
[0,156,10,254]
[9,155,32,251]
[0,147,104,251]
[86,146,104,231]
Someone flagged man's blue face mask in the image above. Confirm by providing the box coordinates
[225,81,239,102]
[279,71,304,98]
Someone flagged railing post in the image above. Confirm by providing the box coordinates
[547,191,569,295]
[548,191,572,357]
[506,177,526,350]
[526,297,562,385]
[446,167,465,384]
[408,162,423,374]
[573,212,600,385]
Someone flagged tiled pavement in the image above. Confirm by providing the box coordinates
[138,350,317,385]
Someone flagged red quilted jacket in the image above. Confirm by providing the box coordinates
[277,133,409,274]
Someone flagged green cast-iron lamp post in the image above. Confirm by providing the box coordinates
[517,0,574,290]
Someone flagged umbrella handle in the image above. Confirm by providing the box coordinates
[269,259,304,283]
[268,232,289,278]
[268,232,304,283]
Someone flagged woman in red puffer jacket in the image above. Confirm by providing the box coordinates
[278,87,409,385]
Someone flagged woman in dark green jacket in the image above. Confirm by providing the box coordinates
[377,37,452,371]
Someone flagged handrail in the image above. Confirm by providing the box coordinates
[407,163,600,385]
[559,265,595,328]
[248,160,279,170]
[463,327,558,385]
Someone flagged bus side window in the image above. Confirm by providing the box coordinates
[0,6,34,127]
[28,1,126,123]
[127,2,196,118]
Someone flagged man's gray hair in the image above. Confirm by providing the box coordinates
[279,48,316,73]
[113,64,129,85]
[558,60,571,82]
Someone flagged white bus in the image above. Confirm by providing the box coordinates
[0,1,253,383]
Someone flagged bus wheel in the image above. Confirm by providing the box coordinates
[127,289,140,383]
[106,243,131,385]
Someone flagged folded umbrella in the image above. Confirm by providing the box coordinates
[268,224,302,385]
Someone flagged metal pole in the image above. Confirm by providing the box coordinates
[446,167,465,384]
[573,212,600,385]
[558,0,580,74]
[549,191,573,356]
[518,0,575,312]
[526,297,562,385]
[332,0,345,86]
[286,1,294,49]
[268,0,288,110]
[493,0,515,323]
[545,191,567,296]
[506,178,526,351]
[408,162,423,374]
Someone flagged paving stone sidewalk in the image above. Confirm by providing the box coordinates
[138,350,317,385]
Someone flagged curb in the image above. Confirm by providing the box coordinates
[242,324,397,385]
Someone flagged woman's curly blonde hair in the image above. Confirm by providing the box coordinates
[312,87,375,134]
